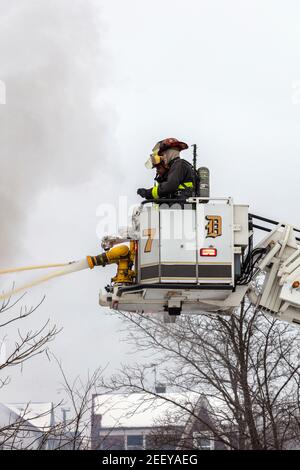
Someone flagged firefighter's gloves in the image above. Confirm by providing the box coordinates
[137,188,147,198]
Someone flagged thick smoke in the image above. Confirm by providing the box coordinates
[0,1,109,262]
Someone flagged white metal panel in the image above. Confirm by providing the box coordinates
[160,208,197,283]
[233,205,249,246]
[138,207,160,283]
[137,201,234,286]
[197,203,234,284]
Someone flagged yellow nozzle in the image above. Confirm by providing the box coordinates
[87,243,135,284]
[86,253,108,269]
[87,245,130,270]
[87,256,95,269]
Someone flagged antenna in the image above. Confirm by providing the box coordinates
[61,407,71,425]
[191,144,197,171]
[150,363,167,393]
[150,363,157,387]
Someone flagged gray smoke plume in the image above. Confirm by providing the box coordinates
[0,0,109,262]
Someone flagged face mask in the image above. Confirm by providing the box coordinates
[145,150,161,169]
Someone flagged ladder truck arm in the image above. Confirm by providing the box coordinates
[245,214,300,326]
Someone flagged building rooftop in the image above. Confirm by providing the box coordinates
[94,392,204,429]
[3,402,54,430]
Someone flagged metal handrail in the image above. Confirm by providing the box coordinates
[249,213,300,242]
[141,196,232,205]
[249,213,300,233]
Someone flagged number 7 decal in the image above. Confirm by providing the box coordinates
[143,229,156,253]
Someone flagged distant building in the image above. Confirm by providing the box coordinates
[91,392,228,450]
[0,402,92,450]
[0,402,55,450]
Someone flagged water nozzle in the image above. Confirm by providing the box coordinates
[86,253,108,269]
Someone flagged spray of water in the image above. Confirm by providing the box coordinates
[0,259,89,301]
[0,262,73,275]
[0,1,110,263]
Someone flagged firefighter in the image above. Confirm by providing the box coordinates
[137,138,196,200]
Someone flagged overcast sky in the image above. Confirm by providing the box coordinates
[1,0,300,404]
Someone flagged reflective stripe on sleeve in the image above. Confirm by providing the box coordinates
[178,182,194,190]
[151,186,159,199]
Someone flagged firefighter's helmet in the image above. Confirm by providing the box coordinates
[145,138,188,169]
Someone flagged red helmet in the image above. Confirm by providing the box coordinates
[145,138,189,169]
[155,138,189,156]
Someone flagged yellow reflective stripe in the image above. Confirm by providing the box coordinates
[178,182,194,189]
[152,186,159,199]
